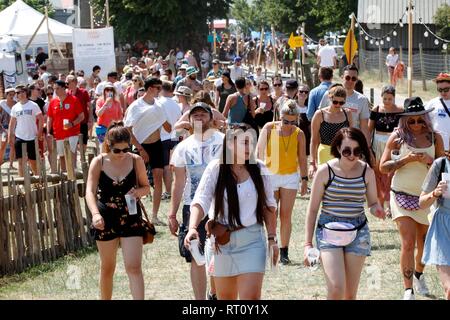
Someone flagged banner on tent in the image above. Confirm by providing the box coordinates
[72,27,116,80]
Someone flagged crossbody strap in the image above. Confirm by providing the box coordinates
[133,156,151,222]
[440,99,450,118]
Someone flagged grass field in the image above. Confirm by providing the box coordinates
[0,193,445,300]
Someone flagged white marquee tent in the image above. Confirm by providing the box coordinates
[0,0,73,46]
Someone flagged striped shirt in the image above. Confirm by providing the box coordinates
[322,164,367,218]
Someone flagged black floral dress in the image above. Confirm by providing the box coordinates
[93,162,146,241]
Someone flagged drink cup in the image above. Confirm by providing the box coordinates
[1,132,7,142]
[189,238,206,266]
[259,102,266,111]
[124,194,137,215]
[63,119,70,130]
[391,149,400,161]
[268,243,279,273]
[307,247,320,271]
[442,173,450,199]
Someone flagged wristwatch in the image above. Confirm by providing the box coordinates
[268,236,277,242]
[301,176,309,182]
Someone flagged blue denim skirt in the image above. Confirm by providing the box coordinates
[422,208,450,266]
[210,223,266,277]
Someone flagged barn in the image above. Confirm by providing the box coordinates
[357,0,449,51]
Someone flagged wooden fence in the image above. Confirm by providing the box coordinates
[0,135,99,275]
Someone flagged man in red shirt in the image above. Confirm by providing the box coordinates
[67,75,91,151]
[47,80,84,171]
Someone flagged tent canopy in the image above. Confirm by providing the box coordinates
[0,0,73,46]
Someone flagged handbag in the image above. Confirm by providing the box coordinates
[133,157,156,244]
[393,191,420,211]
[205,219,244,253]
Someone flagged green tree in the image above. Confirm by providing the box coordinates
[91,0,231,52]
[434,3,450,40]
[0,0,53,15]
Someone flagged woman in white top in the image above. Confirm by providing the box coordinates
[386,47,399,87]
[0,88,15,168]
[184,125,278,300]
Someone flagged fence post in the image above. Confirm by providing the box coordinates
[370,88,375,108]
[378,44,383,83]
[419,43,427,91]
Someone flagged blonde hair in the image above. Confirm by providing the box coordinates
[280,99,300,116]
[328,86,347,99]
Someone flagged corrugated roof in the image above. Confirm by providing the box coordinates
[357,0,450,24]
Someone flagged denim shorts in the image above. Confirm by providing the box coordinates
[316,213,371,257]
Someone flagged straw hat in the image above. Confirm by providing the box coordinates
[174,86,193,97]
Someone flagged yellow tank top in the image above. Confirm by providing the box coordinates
[266,126,300,175]
[391,142,435,196]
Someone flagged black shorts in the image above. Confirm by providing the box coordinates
[14,138,37,160]
[142,140,164,169]
[80,123,88,145]
[182,205,208,263]
[162,139,178,167]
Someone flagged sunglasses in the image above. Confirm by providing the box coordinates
[345,76,358,82]
[332,100,346,106]
[341,146,362,158]
[438,87,450,93]
[282,119,297,125]
[273,83,282,87]
[133,79,139,82]
[111,147,131,154]
[259,87,269,91]
[299,90,309,94]
[407,119,426,125]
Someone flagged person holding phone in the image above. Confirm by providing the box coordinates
[96,83,123,144]
[380,97,445,300]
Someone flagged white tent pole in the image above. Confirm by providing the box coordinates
[25,15,46,50]
[45,6,52,59]
[49,29,65,59]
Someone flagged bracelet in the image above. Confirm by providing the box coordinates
[304,241,313,247]
[301,176,309,182]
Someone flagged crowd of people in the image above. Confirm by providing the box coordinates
[1,46,450,302]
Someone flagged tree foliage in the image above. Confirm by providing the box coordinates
[231,0,358,37]
[91,0,231,51]
[434,3,450,40]
[0,0,53,15]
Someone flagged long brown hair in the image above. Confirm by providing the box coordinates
[330,127,373,167]
[214,127,267,228]
[102,121,131,153]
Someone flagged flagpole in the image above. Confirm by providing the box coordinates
[350,13,356,65]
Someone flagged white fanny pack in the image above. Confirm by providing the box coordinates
[319,218,367,246]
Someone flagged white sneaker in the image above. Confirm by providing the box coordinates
[403,289,415,300]
[413,274,430,296]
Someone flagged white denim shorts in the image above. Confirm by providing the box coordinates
[269,172,300,191]
[56,135,79,157]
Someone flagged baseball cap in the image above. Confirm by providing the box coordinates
[212,59,220,64]
[234,56,242,63]
[286,79,299,89]
[189,102,213,118]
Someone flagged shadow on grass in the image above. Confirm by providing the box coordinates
[372,244,400,251]
[0,246,97,287]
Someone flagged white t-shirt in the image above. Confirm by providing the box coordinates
[158,96,182,141]
[11,100,42,141]
[229,65,245,82]
[171,132,224,205]
[318,45,337,68]
[124,97,168,144]
[386,54,399,67]
[191,158,277,226]
[95,81,123,97]
[426,97,450,150]
[319,90,370,129]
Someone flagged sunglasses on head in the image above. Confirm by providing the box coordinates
[282,119,297,126]
[332,100,346,106]
[341,146,362,158]
[407,119,426,125]
[111,146,131,154]
[438,87,450,93]
[345,76,358,82]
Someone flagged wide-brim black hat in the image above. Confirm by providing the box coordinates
[399,96,433,116]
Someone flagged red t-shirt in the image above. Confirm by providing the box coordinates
[48,94,83,140]
[69,88,90,124]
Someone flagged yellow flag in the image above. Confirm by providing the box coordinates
[344,29,358,65]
